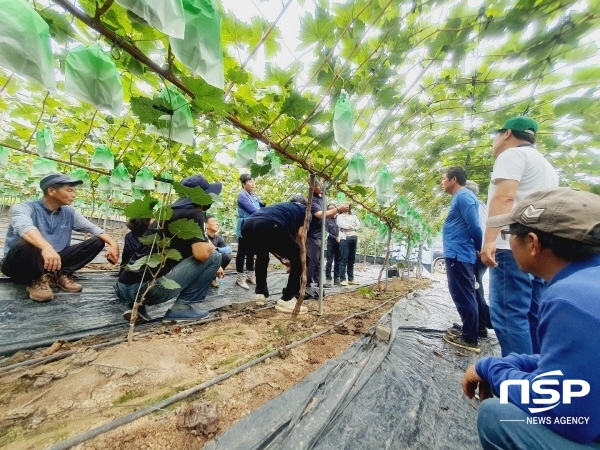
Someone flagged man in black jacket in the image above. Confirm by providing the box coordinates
[324,204,341,288]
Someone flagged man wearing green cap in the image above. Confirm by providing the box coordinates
[480,116,559,357]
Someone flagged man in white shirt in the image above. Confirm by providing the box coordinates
[480,116,559,356]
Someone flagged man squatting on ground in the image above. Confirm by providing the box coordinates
[480,116,559,357]
[1,174,120,302]
[241,195,310,315]
[306,180,348,287]
[462,188,600,449]
[205,216,232,288]
[440,167,483,353]
[115,175,223,323]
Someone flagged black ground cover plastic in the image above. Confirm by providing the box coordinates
[204,281,500,450]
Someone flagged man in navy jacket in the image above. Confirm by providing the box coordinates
[462,187,600,448]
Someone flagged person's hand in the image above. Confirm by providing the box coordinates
[337,203,350,213]
[41,246,61,272]
[216,267,224,278]
[336,236,340,243]
[462,365,493,400]
[480,242,498,267]
[106,244,120,264]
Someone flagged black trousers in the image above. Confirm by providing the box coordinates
[306,235,321,285]
[445,257,478,343]
[235,236,254,272]
[242,219,301,301]
[325,238,340,281]
[1,237,105,284]
[475,259,493,331]
[220,253,232,270]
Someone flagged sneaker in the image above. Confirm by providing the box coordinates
[324,281,332,289]
[275,298,307,315]
[348,280,359,285]
[340,280,348,286]
[236,273,249,290]
[123,305,151,324]
[246,271,256,285]
[26,275,53,302]
[442,333,480,353]
[334,279,341,285]
[53,273,83,292]
[449,323,488,339]
[163,305,210,322]
[255,294,266,306]
[211,279,219,288]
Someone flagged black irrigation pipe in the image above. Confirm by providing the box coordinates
[48,290,410,450]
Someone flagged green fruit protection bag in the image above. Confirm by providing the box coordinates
[134,167,155,190]
[169,0,224,89]
[265,151,280,176]
[375,166,394,206]
[110,163,132,191]
[30,157,57,177]
[69,168,91,190]
[336,192,347,203]
[5,168,29,183]
[333,90,354,151]
[115,0,186,39]
[146,86,194,146]
[235,139,258,168]
[97,175,111,194]
[90,145,115,170]
[64,45,124,116]
[0,0,56,90]
[132,188,145,200]
[36,127,53,157]
[396,197,409,217]
[376,223,389,244]
[0,146,9,167]
[347,153,368,186]
[156,172,173,194]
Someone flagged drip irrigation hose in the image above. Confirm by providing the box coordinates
[48,290,409,450]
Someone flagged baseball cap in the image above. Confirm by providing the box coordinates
[486,188,600,245]
[499,116,539,136]
[40,173,84,191]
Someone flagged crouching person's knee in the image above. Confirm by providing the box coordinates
[208,250,222,267]
[477,398,524,450]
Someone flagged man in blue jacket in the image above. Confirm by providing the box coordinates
[462,187,600,448]
[441,166,483,353]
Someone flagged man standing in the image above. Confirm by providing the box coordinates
[205,216,232,288]
[116,175,223,323]
[480,116,559,356]
[306,181,348,287]
[440,167,483,353]
[462,188,600,449]
[324,204,341,289]
[242,195,309,314]
[2,173,120,302]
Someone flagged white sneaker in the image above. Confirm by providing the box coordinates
[255,294,266,306]
[340,280,348,286]
[275,298,307,315]
[246,271,256,285]
[236,273,249,290]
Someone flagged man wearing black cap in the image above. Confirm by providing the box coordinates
[115,174,223,323]
[480,116,559,357]
[1,173,120,302]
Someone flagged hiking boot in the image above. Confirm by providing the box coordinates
[340,280,348,286]
[163,305,210,322]
[449,323,488,339]
[123,305,151,324]
[53,273,83,292]
[255,294,266,306]
[236,273,249,290]
[26,275,53,302]
[348,280,359,285]
[246,271,256,285]
[275,298,307,315]
[442,333,480,353]
[211,279,219,288]
[323,281,332,289]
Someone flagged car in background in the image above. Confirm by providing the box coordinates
[430,240,445,274]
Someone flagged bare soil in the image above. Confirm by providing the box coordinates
[0,277,431,450]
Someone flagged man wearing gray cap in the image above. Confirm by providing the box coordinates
[1,173,120,302]
[462,187,600,449]
[480,116,559,357]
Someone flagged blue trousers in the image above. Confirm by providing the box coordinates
[325,239,340,281]
[339,237,357,282]
[445,257,478,343]
[116,252,221,309]
[478,399,600,450]
[489,249,545,356]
